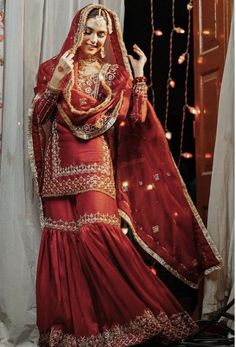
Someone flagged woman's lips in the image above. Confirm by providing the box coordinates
[87,44,97,49]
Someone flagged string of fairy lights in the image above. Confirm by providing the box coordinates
[149,0,196,167]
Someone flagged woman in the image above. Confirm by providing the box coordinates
[29,4,222,346]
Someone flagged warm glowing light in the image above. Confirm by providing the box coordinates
[181,152,193,159]
[205,153,212,159]
[153,174,160,181]
[149,267,157,275]
[187,105,197,115]
[202,30,210,35]
[165,131,172,140]
[187,3,193,11]
[197,56,204,64]
[121,227,128,235]
[122,181,129,192]
[154,29,163,36]
[174,27,185,34]
[178,53,186,64]
[169,79,176,88]
[120,121,126,127]
[147,184,154,191]
[173,211,179,217]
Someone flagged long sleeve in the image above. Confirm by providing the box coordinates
[129,77,148,123]
[33,88,60,124]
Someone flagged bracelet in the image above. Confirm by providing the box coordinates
[44,88,60,102]
[133,76,147,83]
[133,81,148,97]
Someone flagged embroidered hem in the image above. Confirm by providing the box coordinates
[38,309,197,347]
[44,213,121,231]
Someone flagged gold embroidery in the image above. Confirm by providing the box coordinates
[118,209,201,289]
[44,213,120,231]
[28,94,45,228]
[51,122,111,177]
[170,155,223,270]
[42,122,116,198]
[39,309,197,346]
[58,90,124,140]
[64,3,133,117]
[64,63,113,116]
[105,64,119,85]
[42,174,116,198]
[77,72,100,99]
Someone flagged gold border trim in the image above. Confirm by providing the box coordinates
[58,91,124,140]
[28,94,45,228]
[39,309,197,346]
[118,209,200,289]
[64,63,113,116]
[171,156,223,271]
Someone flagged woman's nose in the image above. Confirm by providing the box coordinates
[90,33,98,44]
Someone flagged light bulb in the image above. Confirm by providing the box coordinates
[165,131,172,140]
[187,105,197,115]
[120,121,126,127]
[147,184,154,191]
[187,3,193,11]
[122,181,129,192]
[121,227,128,235]
[154,29,163,36]
[174,27,185,34]
[169,79,176,88]
[178,53,186,64]
[205,153,212,159]
[181,152,193,159]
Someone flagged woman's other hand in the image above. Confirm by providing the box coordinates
[49,50,74,89]
[128,44,147,78]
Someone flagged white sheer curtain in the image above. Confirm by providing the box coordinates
[0,1,124,345]
[202,17,234,317]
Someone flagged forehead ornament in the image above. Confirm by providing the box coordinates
[95,9,106,27]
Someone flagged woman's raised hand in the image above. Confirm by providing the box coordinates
[128,44,147,78]
[49,50,75,89]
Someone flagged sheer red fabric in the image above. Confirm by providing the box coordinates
[28,3,222,346]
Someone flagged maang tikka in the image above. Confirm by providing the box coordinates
[95,9,106,27]
[95,8,113,34]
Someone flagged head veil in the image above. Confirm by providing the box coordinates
[35,4,132,95]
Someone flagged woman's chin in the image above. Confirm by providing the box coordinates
[83,49,98,57]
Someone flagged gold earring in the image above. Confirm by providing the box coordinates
[100,47,105,59]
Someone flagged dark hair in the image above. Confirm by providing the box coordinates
[87,8,108,25]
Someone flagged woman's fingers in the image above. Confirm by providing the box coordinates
[133,44,144,55]
[62,49,74,58]
[132,44,147,62]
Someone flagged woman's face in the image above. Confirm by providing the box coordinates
[79,17,108,57]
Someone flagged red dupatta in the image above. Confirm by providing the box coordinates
[29,3,222,289]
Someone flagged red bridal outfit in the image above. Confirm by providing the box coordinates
[29,4,222,347]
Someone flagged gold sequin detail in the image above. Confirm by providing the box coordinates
[41,121,116,198]
[39,309,197,346]
[44,213,120,231]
